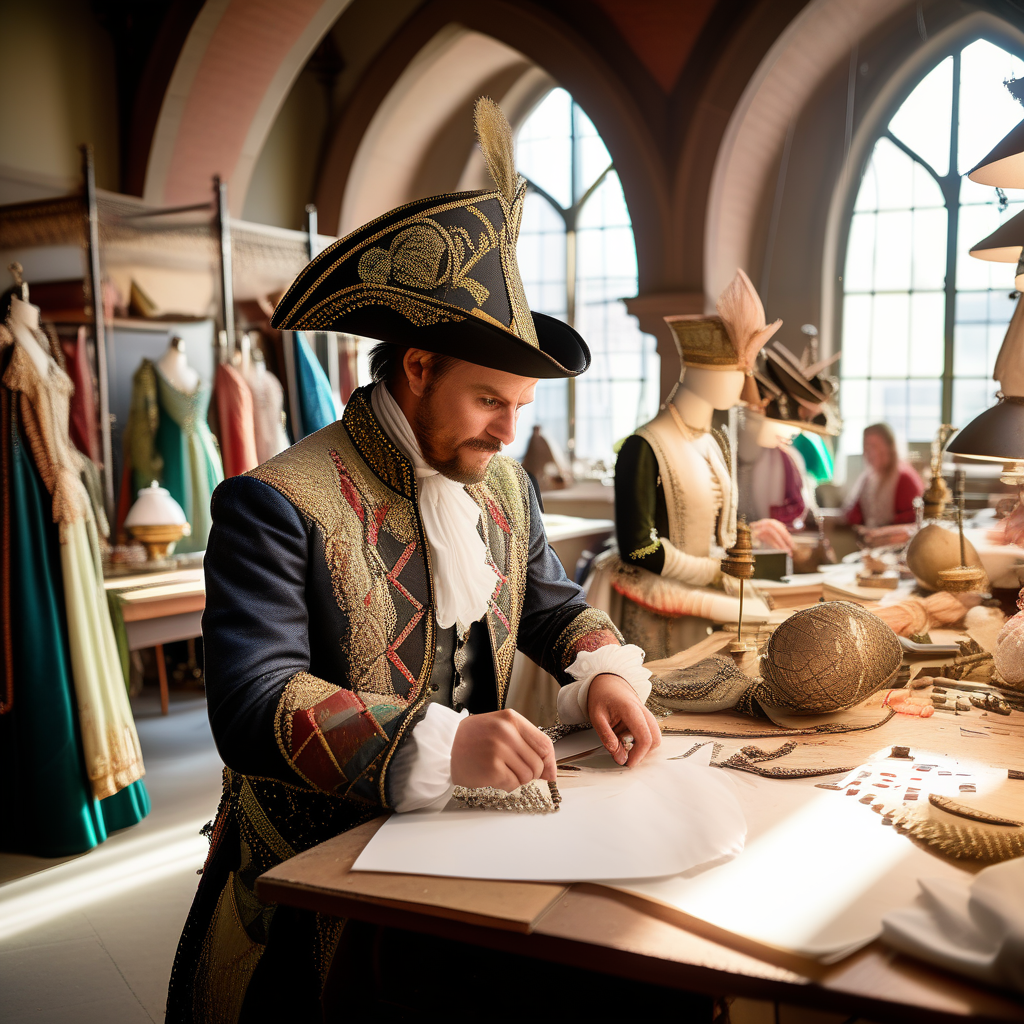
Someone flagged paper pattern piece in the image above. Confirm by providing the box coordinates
[605,745,978,962]
[353,745,746,882]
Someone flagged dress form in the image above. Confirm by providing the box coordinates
[157,337,199,393]
[8,296,50,377]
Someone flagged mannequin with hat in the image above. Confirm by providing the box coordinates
[168,98,663,1023]
[587,270,791,660]
[736,344,843,528]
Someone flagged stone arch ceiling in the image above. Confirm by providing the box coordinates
[593,0,718,92]
[144,0,350,213]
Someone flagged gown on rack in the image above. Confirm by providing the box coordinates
[155,367,223,552]
[294,331,336,437]
[0,375,147,853]
[1,324,148,811]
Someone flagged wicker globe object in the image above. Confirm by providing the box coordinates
[759,602,903,714]
[905,523,984,591]
[994,600,1024,685]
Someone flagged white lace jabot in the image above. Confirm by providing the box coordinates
[371,383,496,629]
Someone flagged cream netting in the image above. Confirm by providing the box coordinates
[0,190,327,302]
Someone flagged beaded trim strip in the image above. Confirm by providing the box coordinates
[452,778,561,813]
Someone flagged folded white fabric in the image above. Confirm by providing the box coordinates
[881,857,1024,993]
[557,643,652,726]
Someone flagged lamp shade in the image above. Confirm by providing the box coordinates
[968,117,1024,187]
[944,397,1024,462]
[969,207,1024,262]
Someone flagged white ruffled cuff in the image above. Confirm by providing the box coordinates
[556,643,652,725]
[389,703,469,813]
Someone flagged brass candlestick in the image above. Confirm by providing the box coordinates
[722,519,757,653]
[936,470,986,592]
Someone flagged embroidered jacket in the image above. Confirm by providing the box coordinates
[168,385,620,1023]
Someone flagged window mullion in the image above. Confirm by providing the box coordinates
[941,51,961,425]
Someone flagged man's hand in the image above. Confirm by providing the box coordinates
[588,674,662,767]
[450,709,556,791]
[750,518,793,553]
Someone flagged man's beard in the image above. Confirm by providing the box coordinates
[413,398,502,484]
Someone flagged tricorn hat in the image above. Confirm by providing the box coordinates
[761,340,841,436]
[270,98,589,379]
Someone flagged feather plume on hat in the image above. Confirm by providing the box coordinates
[716,269,782,373]
[474,96,521,206]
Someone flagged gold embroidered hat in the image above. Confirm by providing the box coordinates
[663,269,782,372]
[270,98,589,379]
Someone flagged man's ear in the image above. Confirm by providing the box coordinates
[402,349,432,398]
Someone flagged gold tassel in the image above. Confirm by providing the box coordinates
[474,96,520,206]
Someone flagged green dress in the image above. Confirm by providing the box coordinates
[0,380,149,856]
[155,368,223,552]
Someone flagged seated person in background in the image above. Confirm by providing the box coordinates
[843,423,923,546]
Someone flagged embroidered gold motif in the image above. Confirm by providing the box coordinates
[629,530,661,560]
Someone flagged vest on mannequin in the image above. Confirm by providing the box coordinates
[157,336,199,393]
[587,270,786,660]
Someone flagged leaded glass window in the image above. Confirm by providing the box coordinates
[840,38,1024,470]
[512,87,659,470]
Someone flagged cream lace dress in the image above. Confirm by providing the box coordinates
[3,326,144,800]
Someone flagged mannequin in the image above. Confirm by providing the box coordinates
[737,409,806,529]
[158,336,199,393]
[9,296,50,377]
[244,345,290,465]
[587,269,789,660]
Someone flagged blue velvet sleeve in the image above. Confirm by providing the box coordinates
[202,475,316,781]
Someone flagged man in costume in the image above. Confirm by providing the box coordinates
[167,98,660,1023]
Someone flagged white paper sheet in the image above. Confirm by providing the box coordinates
[353,742,746,882]
[603,746,976,962]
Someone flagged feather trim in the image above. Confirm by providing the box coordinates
[894,814,1024,863]
[716,269,782,372]
[474,96,520,206]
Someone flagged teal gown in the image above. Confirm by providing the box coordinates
[294,332,337,437]
[0,387,149,856]
[155,369,223,553]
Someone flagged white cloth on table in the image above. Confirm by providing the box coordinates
[881,857,1024,993]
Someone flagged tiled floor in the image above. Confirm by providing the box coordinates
[0,689,223,1023]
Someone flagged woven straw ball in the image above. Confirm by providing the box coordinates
[760,602,903,714]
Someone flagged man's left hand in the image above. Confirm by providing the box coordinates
[587,674,662,767]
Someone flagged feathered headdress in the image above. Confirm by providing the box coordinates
[715,269,782,373]
[474,96,522,206]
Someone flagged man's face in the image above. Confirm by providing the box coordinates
[412,359,538,484]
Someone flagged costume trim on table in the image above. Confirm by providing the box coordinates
[894,814,1024,863]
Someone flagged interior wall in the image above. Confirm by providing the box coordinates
[242,68,328,229]
[0,0,119,202]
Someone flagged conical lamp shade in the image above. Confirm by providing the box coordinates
[968,117,1024,187]
[945,399,1024,462]
[969,207,1024,262]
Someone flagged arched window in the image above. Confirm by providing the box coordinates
[511,87,659,470]
[840,37,1024,468]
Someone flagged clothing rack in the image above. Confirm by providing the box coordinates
[0,171,337,521]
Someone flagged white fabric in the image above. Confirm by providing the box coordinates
[881,858,1024,992]
[556,643,652,725]
[844,464,899,529]
[389,704,469,813]
[371,384,495,629]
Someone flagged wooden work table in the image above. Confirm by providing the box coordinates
[257,817,1024,1024]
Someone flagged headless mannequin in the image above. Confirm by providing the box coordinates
[9,295,50,377]
[158,336,199,393]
